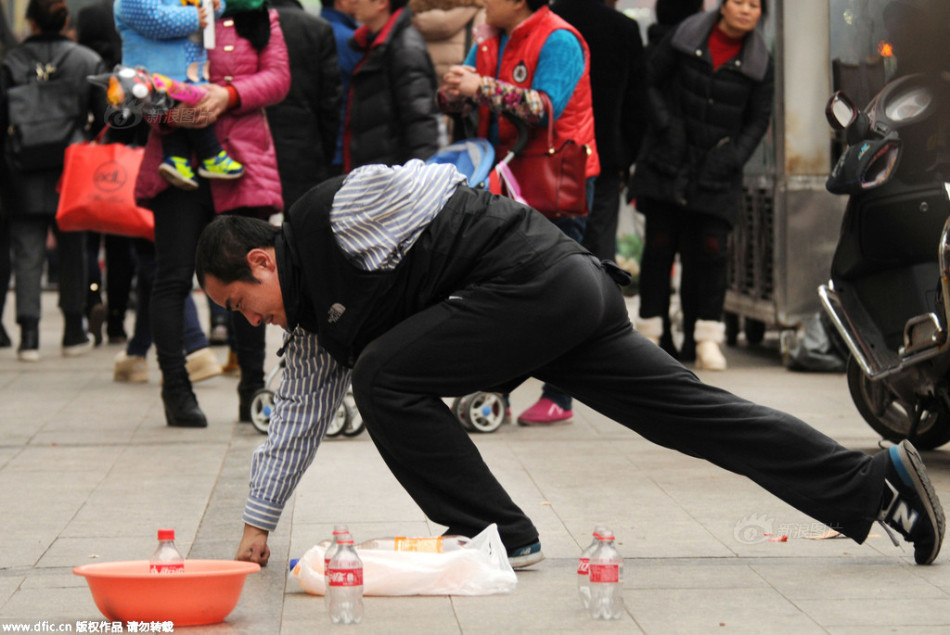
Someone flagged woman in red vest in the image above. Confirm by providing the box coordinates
[438,0,598,426]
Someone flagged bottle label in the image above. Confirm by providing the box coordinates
[577,557,590,575]
[149,562,184,574]
[328,567,364,587]
[394,536,442,553]
[589,563,619,583]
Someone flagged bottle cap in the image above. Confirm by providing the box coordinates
[597,529,615,541]
[157,529,175,541]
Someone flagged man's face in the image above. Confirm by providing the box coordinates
[203,248,288,330]
[352,0,385,26]
[336,0,358,17]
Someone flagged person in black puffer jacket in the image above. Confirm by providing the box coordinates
[630,0,772,371]
[268,0,342,207]
[344,0,439,171]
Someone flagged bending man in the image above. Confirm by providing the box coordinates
[195,160,944,568]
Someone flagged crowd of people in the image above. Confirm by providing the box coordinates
[0,0,658,418]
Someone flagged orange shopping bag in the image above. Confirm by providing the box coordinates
[56,127,154,240]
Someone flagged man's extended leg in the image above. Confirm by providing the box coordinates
[535,256,942,561]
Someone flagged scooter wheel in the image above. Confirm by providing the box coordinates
[249,389,275,434]
[847,356,950,450]
[453,392,506,433]
[325,400,350,438]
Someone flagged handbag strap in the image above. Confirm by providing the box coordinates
[537,92,555,153]
[90,124,110,146]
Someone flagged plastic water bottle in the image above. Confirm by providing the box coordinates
[149,529,184,574]
[324,525,350,608]
[577,525,608,608]
[588,529,623,620]
[358,535,469,553]
[327,538,363,624]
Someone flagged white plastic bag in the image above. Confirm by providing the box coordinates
[291,524,517,596]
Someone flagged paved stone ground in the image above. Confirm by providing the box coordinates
[1,290,949,633]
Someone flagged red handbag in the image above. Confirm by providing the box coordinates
[506,94,591,219]
[56,127,155,240]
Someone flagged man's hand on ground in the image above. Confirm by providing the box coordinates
[236,523,271,566]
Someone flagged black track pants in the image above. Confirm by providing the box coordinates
[351,253,886,549]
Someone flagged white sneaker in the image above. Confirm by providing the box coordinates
[186,347,223,383]
[114,351,148,383]
[17,348,40,362]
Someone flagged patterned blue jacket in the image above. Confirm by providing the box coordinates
[114,0,225,82]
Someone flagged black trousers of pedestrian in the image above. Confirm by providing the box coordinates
[150,182,266,395]
[582,169,622,262]
[638,197,731,343]
[351,252,886,551]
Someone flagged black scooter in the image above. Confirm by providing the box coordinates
[821,72,950,449]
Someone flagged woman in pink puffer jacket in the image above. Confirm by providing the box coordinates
[136,1,290,429]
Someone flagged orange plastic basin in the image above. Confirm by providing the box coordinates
[73,559,260,626]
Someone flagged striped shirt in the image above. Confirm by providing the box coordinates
[243,161,466,532]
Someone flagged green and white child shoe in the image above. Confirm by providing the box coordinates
[198,151,244,180]
[158,156,199,190]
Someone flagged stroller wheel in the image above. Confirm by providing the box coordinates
[340,388,364,437]
[453,392,506,433]
[326,400,350,438]
[249,389,275,434]
[341,403,364,437]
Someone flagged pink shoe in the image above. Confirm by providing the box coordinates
[517,398,573,426]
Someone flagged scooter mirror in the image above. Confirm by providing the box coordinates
[826,91,859,130]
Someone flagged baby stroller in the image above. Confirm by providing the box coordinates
[247,361,364,438]
[424,125,530,434]
[427,117,529,200]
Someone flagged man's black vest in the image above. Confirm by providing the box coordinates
[275,178,588,367]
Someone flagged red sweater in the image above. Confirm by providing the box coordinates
[708,25,744,70]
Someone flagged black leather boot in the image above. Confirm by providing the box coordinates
[161,386,208,428]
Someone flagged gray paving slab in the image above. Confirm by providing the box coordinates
[2,289,950,633]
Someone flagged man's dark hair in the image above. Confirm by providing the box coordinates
[26,0,68,33]
[525,0,547,12]
[195,215,282,287]
[390,0,409,11]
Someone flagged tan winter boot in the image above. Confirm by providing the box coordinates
[694,319,727,371]
[636,316,664,346]
[185,347,223,383]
